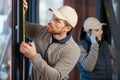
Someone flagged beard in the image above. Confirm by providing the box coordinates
[46,23,64,34]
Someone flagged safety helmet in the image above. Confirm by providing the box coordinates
[83,17,106,32]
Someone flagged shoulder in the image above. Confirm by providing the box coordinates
[78,37,91,45]
[78,37,91,51]
[25,21,46,28]
[64,37,80,54]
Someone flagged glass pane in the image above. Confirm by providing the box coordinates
[0,0,11,80]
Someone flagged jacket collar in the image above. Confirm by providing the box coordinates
[52,33,72,44]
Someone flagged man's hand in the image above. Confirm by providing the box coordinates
[20,42,37,59]
[23,0,28,13]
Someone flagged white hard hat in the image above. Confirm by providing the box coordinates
[83,17,106,32]
[49,6,78,28]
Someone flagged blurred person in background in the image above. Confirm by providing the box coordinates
[77,17,120,80]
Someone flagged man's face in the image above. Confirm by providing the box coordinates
[91,27,103,40]
[47,15,67,34]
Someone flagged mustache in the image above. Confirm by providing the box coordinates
[48,23,52,26]
[48,23,54,28]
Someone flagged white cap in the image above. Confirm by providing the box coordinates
[49,6,78,28]
[83,17,106,32]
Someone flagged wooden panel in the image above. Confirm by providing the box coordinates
[64,0,96,42]
[64,0,96,80]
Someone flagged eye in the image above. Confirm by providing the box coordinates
[101,28,103,31]
[55,18,59,22]
[95,29,99,32]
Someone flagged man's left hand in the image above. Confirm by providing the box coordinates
[20,42,37,59]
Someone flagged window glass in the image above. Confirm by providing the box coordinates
[0,0,11,80]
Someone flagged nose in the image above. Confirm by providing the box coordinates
[98,29,103,36]
[49,18,54,24]
[100,29,103,34]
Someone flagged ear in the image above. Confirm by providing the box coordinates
[66,26,72,32]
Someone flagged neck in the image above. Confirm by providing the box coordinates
[53,34,67,40]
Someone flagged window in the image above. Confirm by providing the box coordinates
[0,0,11,80]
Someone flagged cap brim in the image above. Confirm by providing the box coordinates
[101,23,106,25]
[49,8,65,20]
[93,23,106,29]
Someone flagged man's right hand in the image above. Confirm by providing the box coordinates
[23,0,28,13]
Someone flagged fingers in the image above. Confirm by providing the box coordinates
[29,42,35,47]
[20,42,36,59]
[20,42,29,48]
[19,42,35,53]
[20,42,29,53]
[23,0,28,12]
[20,46,27,54]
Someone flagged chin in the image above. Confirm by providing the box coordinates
[47,29,54,34]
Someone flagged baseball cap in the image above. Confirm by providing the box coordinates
[49,6,78,28]
[83,17,106,32]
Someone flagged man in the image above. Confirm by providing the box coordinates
[77,17,120,80]
[19,1,80,80]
